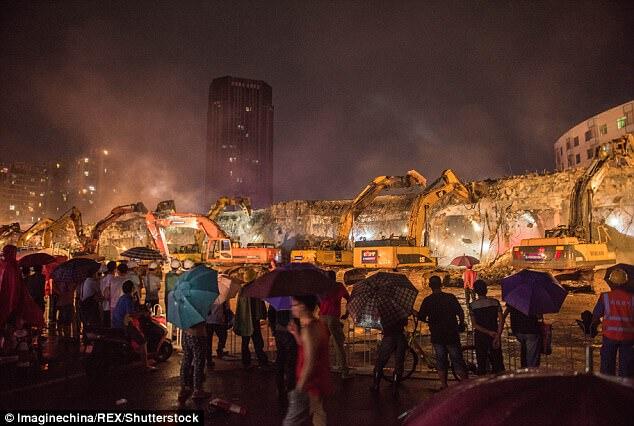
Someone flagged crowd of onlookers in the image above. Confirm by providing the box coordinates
[3,243,634,425]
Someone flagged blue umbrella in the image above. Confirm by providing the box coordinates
[501,269,567,316]
[167,265,219,329]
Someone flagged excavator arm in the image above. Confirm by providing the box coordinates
[207,196,252,221]
[145,198,228,260]
[335,170,427,247]
[81,202,148,254]
[565,134,633,241]
[41,207,84,249]
[408,169,477,247]
[17,218,54,247]
[337,170,427,245]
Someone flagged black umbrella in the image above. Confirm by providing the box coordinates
[347,272,418,330]
[120,246,164,261]
[241,263,336,298]
[17,252,55,268]
[51,257,100,284]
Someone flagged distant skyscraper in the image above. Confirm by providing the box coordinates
[205,76,273,208]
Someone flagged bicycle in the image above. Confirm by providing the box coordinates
[380,318,477,383]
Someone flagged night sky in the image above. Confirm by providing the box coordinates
[1,1,633,213]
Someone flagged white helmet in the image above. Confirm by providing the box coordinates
[148,262,158,270]
[170,259,182,269]
[183,259,194,270]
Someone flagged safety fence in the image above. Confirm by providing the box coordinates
[169,317,601,377]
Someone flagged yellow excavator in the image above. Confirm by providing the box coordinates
[291,170,428,266]
[353,169,477,270]
[17,219,54,248]
[512,134,632,279]
[16,207,84,250]
[207,196,252,221]
[76,202,148,256]
[0,223,21,246]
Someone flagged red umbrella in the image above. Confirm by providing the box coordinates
[404,371,634,425]
[17,252,56,268]
[450,255,480,268]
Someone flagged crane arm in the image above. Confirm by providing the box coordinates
[335,170,427,247]
[39,207,84,249]
[207,196,252,221]
[408,169,476,247]
[567,133,633,241]
[82,202,148,254]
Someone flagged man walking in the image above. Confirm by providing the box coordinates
[319,271,352,378]
[469,279,504,375]
[100,261,117,327]
[592,267,634,377]
[417,275,468,388]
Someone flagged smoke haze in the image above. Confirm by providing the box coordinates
[1,1,633,219]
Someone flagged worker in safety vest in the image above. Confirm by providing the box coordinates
[592,267,634,377]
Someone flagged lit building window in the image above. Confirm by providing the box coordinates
[103,150,109,155]
[56,163,60,169]
[84,158,89,163]
[88,185,96,191]
[84,171,89,176]
[9,205,15,211]
[617,116,627,129]
[599,124,608,135]
[245,106,252,112]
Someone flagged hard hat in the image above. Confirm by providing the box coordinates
[170,259,181,269]
[127,261,139,269]
[148,262,158,270]
[183,259,194,270]
[609,269,628,286]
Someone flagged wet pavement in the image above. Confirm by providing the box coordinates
[1,342,437,425]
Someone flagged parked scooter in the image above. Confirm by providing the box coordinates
[83,310,172,377]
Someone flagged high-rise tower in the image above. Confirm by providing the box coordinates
[205,76,273,208]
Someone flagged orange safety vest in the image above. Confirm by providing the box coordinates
[602,289,634,341]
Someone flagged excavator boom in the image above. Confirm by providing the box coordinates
[81,202,148,255]
[207,196,252,221]
[408,169,476,247]
[336,170,427,246]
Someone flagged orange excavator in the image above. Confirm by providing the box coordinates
[76,202,148,256]
[145,200,279,267]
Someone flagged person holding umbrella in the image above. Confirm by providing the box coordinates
[469,280,504,375]
[591,265,634,377]
[500,269,568,369]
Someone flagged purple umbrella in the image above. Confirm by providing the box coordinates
[501,269,567,316]
[266,296,292,310]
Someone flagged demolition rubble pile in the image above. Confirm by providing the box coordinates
[217,165,634,278]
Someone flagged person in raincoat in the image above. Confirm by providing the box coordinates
[0,245,45,329]
[234,269,269,368]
